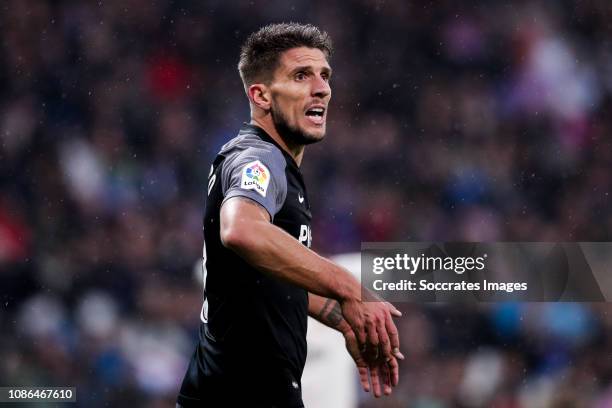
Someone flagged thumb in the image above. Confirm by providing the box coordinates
[386,302,402,317]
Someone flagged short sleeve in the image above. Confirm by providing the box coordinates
[220,146,288,219]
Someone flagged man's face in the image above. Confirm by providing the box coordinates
[268,47,332,145]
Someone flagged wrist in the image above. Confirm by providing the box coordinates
[335,273,361,303]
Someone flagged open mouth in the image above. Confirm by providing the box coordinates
[305,106,326,126]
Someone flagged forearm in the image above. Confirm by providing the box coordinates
[221,198,361,301]
[308,292,351,334]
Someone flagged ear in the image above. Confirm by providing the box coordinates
[248,84,271,111]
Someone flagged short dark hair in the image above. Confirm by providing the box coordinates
[238,23,332,87]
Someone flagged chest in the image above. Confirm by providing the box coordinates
[274,168,312,248]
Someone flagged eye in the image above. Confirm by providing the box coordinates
[321,73,331,82]
[295,71,307,81]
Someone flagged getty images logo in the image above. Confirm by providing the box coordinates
[372,252,487,275]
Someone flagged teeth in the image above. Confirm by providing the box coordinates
[306,107,324,117]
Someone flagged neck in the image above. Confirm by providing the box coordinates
[250,117,304,166]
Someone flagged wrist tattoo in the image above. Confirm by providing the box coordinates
[318,299,343,327]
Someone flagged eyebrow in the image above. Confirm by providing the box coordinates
[289,65,333,76]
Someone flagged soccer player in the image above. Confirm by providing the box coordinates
[177,23,403,408]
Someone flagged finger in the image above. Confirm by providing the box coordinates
[385,313,404,360]
[387,357,399,387]
[344,330,371,392]
[369,365,382,398]
[366,318,380,361]
[344,331,361,361]
[358,328,367,349]
[386,301,402,317]
[343,302,367,347]
[376,315,392,363]
[381,359,392,395]
[353,315,367,347]
[358,366,370,392]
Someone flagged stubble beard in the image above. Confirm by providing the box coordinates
[270,103,325,146]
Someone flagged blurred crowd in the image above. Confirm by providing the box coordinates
[1,0,611,406]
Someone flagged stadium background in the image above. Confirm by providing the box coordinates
[1,0,612,406]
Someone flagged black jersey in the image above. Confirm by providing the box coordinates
[178,124,312,408]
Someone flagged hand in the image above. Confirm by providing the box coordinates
[340,294,403,364]
[343,325,401,397]
[340,299,404,397]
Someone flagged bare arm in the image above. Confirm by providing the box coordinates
[308,292,403,358]
[221,196,402,380]
[220,196,361,302]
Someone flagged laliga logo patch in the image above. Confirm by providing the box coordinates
[241,160,270,197]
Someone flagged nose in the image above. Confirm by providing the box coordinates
[312,75,331,99]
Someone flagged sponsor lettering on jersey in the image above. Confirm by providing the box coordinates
[298,224,312,248]
[240,160,270,197]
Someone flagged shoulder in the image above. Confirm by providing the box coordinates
[218,131,289,214]
[221,133,287,175]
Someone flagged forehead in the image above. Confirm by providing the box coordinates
[276,47,331,72]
